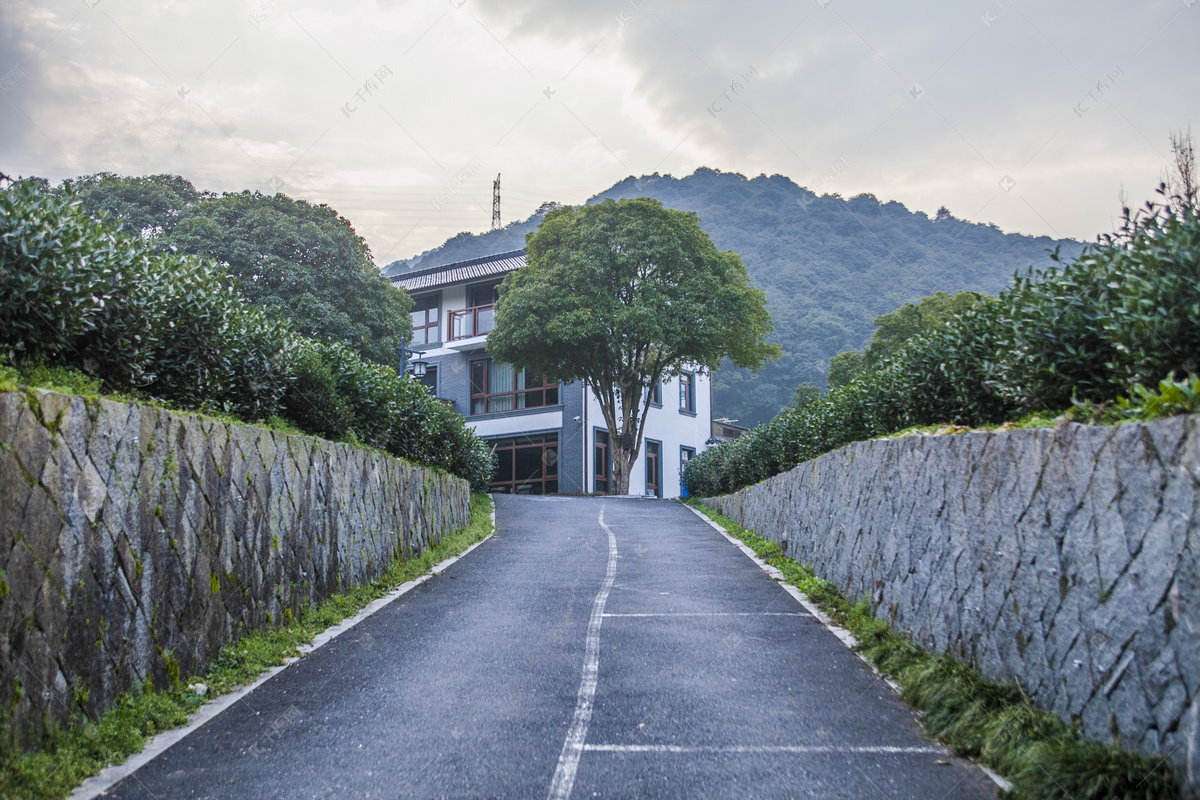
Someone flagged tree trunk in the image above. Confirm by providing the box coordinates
[594,378,652,496]
[611,446,635,495]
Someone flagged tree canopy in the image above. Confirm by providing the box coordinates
[487,197,779,493]
[62,173,202,239]
[60,173,411,366]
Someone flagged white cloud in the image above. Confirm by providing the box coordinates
[1,0,1197,262]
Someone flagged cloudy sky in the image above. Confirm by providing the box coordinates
[2,0,1197,263]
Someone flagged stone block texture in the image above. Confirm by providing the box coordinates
[0,390,470,750]
[703,416,1200,793]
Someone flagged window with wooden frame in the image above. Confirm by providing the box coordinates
[450,281,502,340]
[470,359,559,415]
[410,293,441,345]
[679,372,695,414]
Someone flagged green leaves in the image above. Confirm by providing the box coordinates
[492,198,779,387]
[0,180,493,491]
[489,197,778,491]
[63,174,412,367]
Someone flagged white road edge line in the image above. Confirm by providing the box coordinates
[583,744,945,754]
[547,504,619,800]
[69,511,498,800]
[681,503,1014,794]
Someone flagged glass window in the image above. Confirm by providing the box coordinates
[679,446,696,498]
[470,359,559,416]
[648,382,662,406]
[417,365,438,394]
[681,446,695,468]
[467,281,501,308]
[410,293,440,345]
[679,372,695,413]
[450,284,498,340]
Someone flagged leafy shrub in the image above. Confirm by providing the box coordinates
[0,180,157,382]
[0,179,493,490]
[1009,740,1179,800]
[282,340,355,441]
[686,195,1200,496]
[1071,372,1200,424]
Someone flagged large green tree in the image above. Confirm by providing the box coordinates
[62,174,411,366]
[61,172,202,238]
[487,198,780,494]
[166,191,410,365]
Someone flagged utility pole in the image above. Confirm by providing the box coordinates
[491,173,501,231]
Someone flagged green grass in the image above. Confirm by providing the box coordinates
[0,363,103,398]
[876,411,1063,442]
[685,500,1180,800]
[0,493,494,800]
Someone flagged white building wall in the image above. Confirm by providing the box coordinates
[469,410,563,439]
[582,371,712,498]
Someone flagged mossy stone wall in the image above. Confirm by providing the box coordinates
[0,389,470,750]
[703,416,1199,793]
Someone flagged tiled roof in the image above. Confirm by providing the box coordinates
[389,250,525,292]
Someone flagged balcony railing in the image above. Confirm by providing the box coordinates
[449,304,495,340]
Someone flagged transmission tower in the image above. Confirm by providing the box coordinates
[491,174,501,230]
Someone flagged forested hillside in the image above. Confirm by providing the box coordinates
[389,169,1084,425]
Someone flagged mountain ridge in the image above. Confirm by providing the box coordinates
[386,169,1085,425]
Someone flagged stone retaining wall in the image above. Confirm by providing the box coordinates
[0,389,471,750]
[702,416,1199,793]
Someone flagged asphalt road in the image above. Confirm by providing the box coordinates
[103,496,998,799]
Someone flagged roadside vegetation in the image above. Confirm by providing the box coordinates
[688,501,1180,800]
[0,495,494,800]
[0,178,494,490]
[685,132,1200,497]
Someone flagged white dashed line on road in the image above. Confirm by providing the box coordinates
[583,744,946,755]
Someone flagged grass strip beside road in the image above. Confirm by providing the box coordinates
[0,493,495,800]
[686,500,1179,800]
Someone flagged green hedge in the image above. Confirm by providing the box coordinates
[0,179,494,491]
[686,198,1200,497]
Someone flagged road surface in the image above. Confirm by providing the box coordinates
[103,496,997,799]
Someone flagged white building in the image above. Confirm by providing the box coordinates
[392,250,714,497]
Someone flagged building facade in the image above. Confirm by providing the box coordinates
[392,250,713,497]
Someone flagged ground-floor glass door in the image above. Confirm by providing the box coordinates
[488,433,559,494]
[645,440,661,498]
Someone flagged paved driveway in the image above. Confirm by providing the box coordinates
[103,496,997,799]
